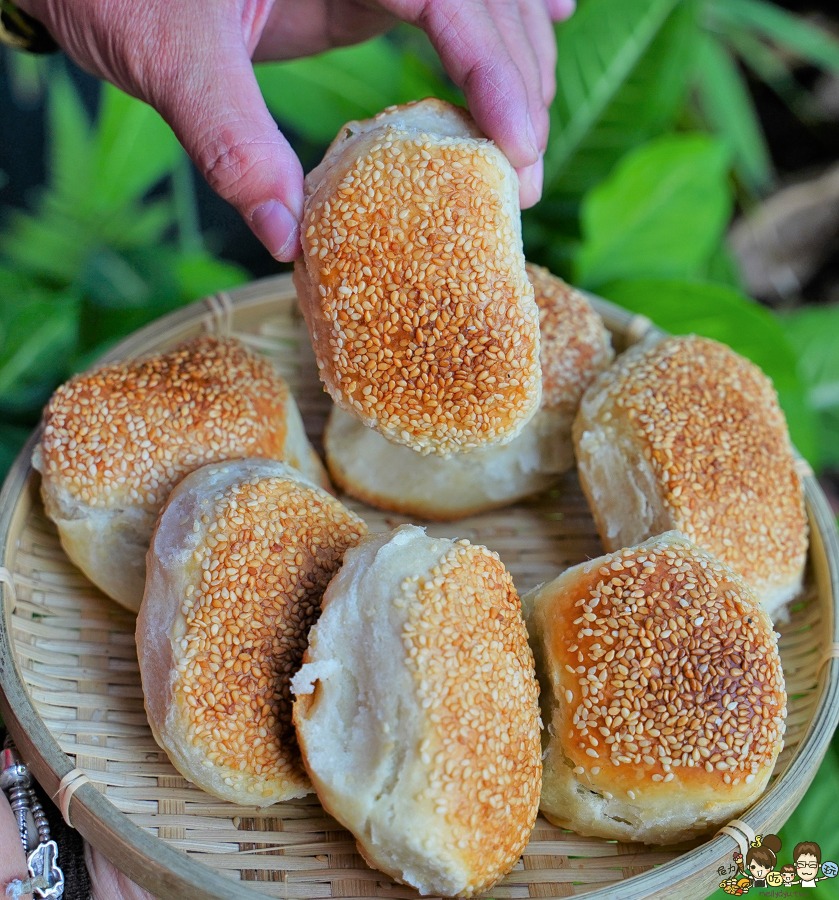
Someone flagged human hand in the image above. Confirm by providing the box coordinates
[16,0,573,261]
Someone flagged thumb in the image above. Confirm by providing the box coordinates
[154,34,304,262]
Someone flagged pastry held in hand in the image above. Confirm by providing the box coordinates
[292,525,541,897]
[137,459,366,807]
[32,336,328,612]
[295,99,541,457]
[522,532,786,844]
[574,335,807,619]
[324,264,613,519]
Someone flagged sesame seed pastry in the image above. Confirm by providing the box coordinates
[522,531,786,844]
[294,98,542,457]
[137,459,367,807]
[324,263,613,519]
[292,524,541,897]
[573,334,808,620]
[32,336,329,612]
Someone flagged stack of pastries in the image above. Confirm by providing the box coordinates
[32,99,807,897]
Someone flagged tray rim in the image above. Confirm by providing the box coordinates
[0,273,835,900]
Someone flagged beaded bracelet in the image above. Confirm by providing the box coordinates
[1,735,65,899]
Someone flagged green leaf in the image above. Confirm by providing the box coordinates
[598,278,818,463]
[4,46,48,107]
[47,67,93,203]
[781,304,839,469]
[0,285,79,413]
[693,33,772,193]
[257,39,406,144]
[701,242,746,292]
[0,204,90,284]
[0,309,76,397]
[176,252,248,302]
[0,266,38,296]
[710,0,839,75]
[173,154,202,254]
[720,24,804,109]
[544,0,680,191]
[547,0,700,198]
[575,134,732,288]
[108,198,174,246]
[73,244,185,357]
[77,246,159,308]
[92,83,181,208]
[1,78,179,284]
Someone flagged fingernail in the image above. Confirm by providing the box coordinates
[525,114,540,160]
[518,155,544,209]
[251,201,300,261]
[549,0,576,21]
[532,154,544,196]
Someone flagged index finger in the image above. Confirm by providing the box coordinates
[389,0,541,170]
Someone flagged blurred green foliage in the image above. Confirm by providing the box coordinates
[575,134,732,287]
[4,0,839,472]
[783,307,839,472]
[0,66,249,468]
[2,3,839,893]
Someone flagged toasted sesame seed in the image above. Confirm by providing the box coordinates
[39,337,299,510]
[401,538,541,891]
[525,263,612,414]
[578,336,807,598]
[170,471,366,799]
[536,535,786,797]
[300,124,543,456]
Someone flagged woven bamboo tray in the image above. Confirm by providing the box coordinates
[1,274,838,900]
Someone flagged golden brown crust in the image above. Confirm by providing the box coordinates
[402,542,541,892]
[321,264,610,522]
[549,542,784,786]
[297,99,541,457]
[574,335,807,606]
[524,533,786,843]
[38,336,315,509]
[526,263,613,413]
[138,460,366,806]
[291,526,540,896]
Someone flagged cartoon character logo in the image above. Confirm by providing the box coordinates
[737,834,783,888]
[791,841,837,887]
[723,837,837,893]
[780,863,796,886]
